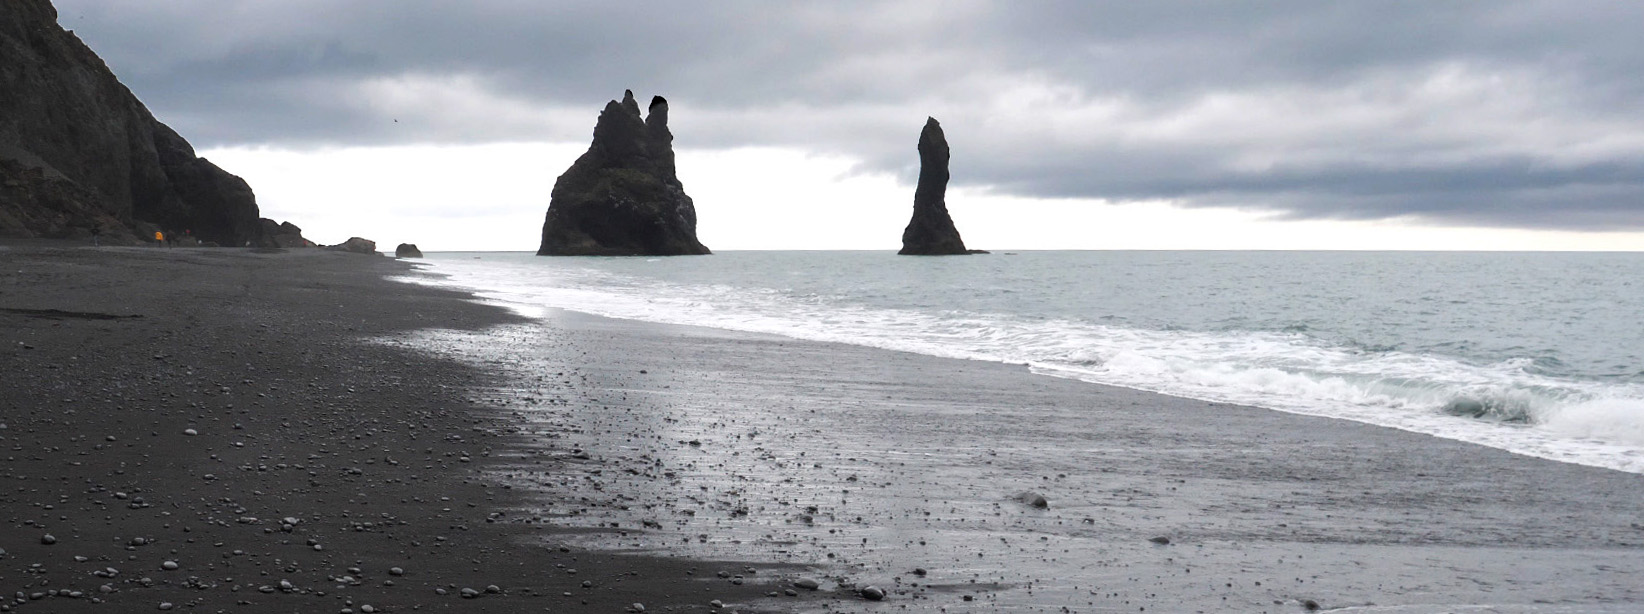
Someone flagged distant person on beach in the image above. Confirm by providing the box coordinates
[154,230,164,246]
[90,224,101,247]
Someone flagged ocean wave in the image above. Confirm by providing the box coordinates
[410,256,1644,473]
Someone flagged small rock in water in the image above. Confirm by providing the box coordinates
[158,603,174,611]
[388,567,404,576]
[459,588,479,598]
[41,534,57,545]
[793,578,820,590]
[1304,599,1321,611]
[183,429,198,436]
[860,586,886,601]
[1149,536,1171,545]
[1015,491,1049,509]
[161,561,179,571]
[630,603,646,613]
[709,599,724,608]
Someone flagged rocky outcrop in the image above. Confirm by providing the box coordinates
[326,237,378,255]
[0,0,292,246]
[537,90,710,256]
[394,243,423,258]
[899,117,977,255]
[256,218,314,248]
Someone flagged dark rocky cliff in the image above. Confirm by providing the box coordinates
[537,90,710,256]
[0,0,297,246]
[899,117,974,255]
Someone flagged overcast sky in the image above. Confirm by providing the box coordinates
[51,0,1644,250]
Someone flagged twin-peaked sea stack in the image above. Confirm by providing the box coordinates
[898,117,977,255]
[537,91,710,256]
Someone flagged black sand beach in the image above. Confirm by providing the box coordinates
[0,243,794,613]
[4,243,1644,613]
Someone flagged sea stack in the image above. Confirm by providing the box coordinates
[537,90,710,256]
[898,117,972,255]
[0,0,304,247]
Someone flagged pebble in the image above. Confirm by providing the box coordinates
[361,606,376,613]
[40,534,56,545]
[1149,536,1171,545]
[710,599,724,608]
[631,603,646,613]
[161,561,179,571]
[1015,491,1049,509]
[158,603,174,611]
[459,588,478,598]
[388,567,404,576]
[793,578,820,590]
[860,586,886,601]
[183,429,198,436]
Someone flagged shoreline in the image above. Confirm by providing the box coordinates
[391,275,1644,612]
[0,242,805,613]
[4,242,1643,613]
[409,249,1644,477]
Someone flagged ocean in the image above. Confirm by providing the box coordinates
[406,250,1644,475]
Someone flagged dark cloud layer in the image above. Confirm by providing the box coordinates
[52,0,1644,230]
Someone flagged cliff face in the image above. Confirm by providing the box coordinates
[0,0,281,246]
[898,117,972,255]
[537,90,710,256]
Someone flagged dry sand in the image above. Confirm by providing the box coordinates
[0,242,796,613]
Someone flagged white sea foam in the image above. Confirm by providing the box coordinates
[403,254,1644,474]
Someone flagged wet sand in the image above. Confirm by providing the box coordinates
[393,283,1644,613]
[5,242,1643,614]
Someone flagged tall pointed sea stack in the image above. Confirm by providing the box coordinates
[537,91,710,256]
[898,117,971,255]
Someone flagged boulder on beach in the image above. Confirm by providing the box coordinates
[326,237,378,255]
[899,117,980,255]
[537,90,710,256]
[395,243,423,258]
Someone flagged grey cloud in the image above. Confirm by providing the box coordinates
[51,0,1644,230]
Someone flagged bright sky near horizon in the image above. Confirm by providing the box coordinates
[52,1,1644,251]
